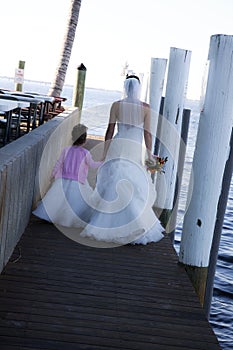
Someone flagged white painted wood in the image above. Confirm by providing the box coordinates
[179,34,233,267]
[155,47,191,210]
[149,58,167,150]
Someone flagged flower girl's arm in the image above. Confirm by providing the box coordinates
[86,151,103,168]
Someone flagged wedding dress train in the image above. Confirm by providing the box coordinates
[80,122,164,245]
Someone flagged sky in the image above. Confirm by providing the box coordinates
[0,0,233,100]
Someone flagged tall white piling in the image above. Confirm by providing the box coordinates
[154,47,191,228]
[149,58,167,150]
[179,34,233,305]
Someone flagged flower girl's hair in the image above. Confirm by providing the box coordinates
[72,124,87,145]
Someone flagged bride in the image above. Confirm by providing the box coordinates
[80,74,164,245]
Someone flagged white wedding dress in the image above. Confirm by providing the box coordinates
[80,121,164,245]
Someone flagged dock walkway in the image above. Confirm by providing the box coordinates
[0,216,221,350]
[0,137,221,349]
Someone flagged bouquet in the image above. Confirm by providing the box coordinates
[145,155,168,174]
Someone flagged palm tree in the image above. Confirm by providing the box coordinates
[48,0,82,97]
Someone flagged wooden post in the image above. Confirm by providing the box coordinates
[72,63,87,111]
[179,35,233,306]
[168,108,191,241]
[154,96,165,155]
[204,127,233,317]
[154,47,191,229]
[149,58,167,151]
[15,60,25,92]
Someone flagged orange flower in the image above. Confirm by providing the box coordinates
[145,155,168,174]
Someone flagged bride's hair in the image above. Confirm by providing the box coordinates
[124,75,141,99]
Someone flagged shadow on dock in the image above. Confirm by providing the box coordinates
[0,214,221,349]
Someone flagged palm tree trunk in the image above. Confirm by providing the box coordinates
[48,0,82,97]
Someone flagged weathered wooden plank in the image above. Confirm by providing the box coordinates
[0,335,217,350]
[0,328,220,350]
[0,305,214,335]
[0,274,200,303]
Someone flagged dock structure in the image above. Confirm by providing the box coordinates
[0,137,221,350]
[0,215,221,350]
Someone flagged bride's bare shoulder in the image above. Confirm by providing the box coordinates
[111,100,122,108]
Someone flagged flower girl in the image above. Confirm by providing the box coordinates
[33,124,102,227]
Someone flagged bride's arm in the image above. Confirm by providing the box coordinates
[103,102,117,159]
[143,103,153,160]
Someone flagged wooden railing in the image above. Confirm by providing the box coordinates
[0,107,79,272]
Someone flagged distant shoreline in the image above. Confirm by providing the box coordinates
[0,76,198,103]
[0,76,122,94]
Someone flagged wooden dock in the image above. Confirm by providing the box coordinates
[0,137,221,349]
[0,215,221,350]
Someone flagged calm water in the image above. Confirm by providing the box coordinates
[1,77,232,349]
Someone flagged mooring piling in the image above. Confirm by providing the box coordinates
[149,58,167,151]
[179,34,233,306]
[72,62,87,113]
[154,47,191,230]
